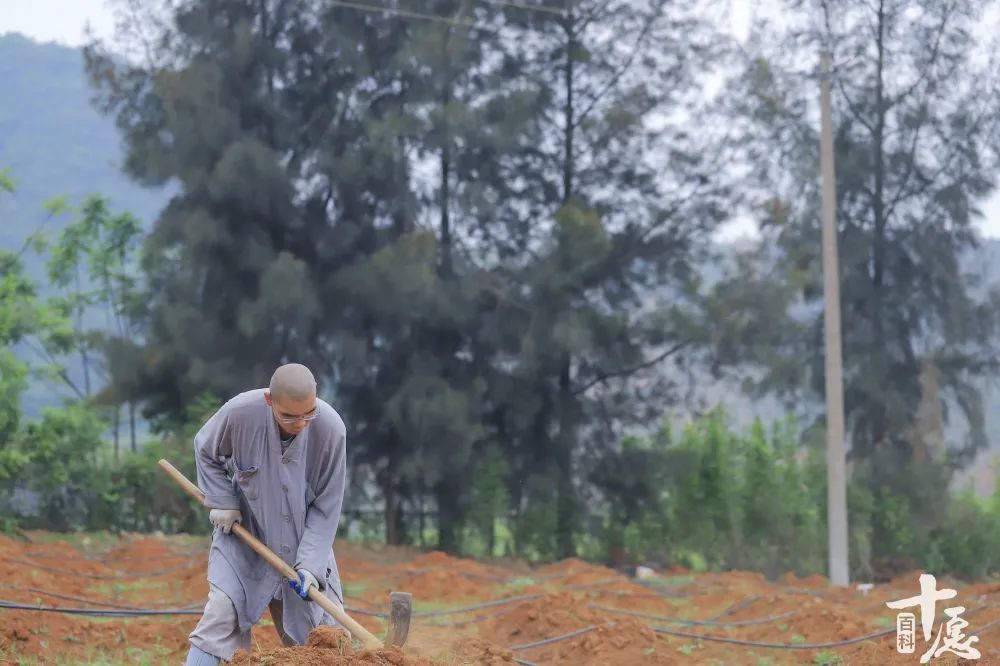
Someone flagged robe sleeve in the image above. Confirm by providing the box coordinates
[295,422,347,587]
[193,404,241,510]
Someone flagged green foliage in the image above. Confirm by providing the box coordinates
[0,392,217,534]
[512,474,560,560]
[588,409,1000,581]
[464,444,511,557]
[4,403,108,530]
[595,410,823,575]
[0,168,13,194]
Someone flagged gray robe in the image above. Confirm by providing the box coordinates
[193,388,347,644]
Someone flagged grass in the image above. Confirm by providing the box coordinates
[48,637,173,665]
[812,650,843,665]
[411,597,490,614]
[90,579,170,597]
[342,580,370,597]
[0,641,38,666]
[676,641,704,655]
[504,577,536,593]
[20,531,120,551]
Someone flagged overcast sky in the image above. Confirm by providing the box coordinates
[2,0,999,241]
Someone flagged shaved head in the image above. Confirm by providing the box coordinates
[269,363,317,403]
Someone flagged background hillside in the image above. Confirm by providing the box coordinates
[0,33,169,416]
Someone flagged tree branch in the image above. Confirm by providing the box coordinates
[890,1,957,109]
[22,340,86,400]
[573,340,689,395]
[572,0,615,38]
[573,2,661,130]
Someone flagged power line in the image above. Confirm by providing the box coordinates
[328,0,491,30]
[477,0,566,16]
[325,0,564,33]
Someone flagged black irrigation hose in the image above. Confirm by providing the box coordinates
[0,599,201,617]
[343,606,386,617]
[628,579,716,598]
[415,594,542,618]
[590,603,798,627]
[25,588,206,611]
[424,604,519,628]
[561,578,630,592]
[347,593,543,619]
[499,601,1000,655]
[712,595,759,619]
[26,588,166,611]
[504,617,890,654]
[508,624,607,651]
[648,603,1000,651]
[650,624,896,649]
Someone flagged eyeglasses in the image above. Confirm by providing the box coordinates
[274,411,319,425]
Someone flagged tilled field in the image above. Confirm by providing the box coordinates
[0,532,998,664]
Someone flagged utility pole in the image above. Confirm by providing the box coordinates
[819,50,849,586]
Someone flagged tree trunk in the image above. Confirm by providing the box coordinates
[385,470,399,545]
[435,480,461,553]
[556,354,576,559]
[439,120,453,278]
[112,405,120,463]
[76,269,92,396]
[418,493,426,548]
[553,4,578,562]
[129,401,137,453]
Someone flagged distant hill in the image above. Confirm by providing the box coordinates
[0,33,168,414]
[0,33,166,254]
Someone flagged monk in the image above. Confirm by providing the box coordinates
[184,363,347,665]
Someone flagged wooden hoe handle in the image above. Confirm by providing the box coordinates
[157,458,384,650]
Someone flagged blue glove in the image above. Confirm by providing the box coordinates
[288,568,318,599]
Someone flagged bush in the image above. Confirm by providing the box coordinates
[588,408,1000,582]
[0,393,219,534]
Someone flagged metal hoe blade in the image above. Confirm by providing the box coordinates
[386,591,412,647]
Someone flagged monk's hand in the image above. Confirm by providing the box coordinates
[209,509,242,534]
[288,568,318,599]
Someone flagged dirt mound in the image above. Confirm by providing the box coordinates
[449,637,517,664]
[393,568,492,601]
[229,627,433,665]
[537,557,613,578]
[705,570,769,586]
[402,550,508,580]
[744,596,874,643]
[485,593,604,645]
[527,618,677,665]
[781,572,829,589]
